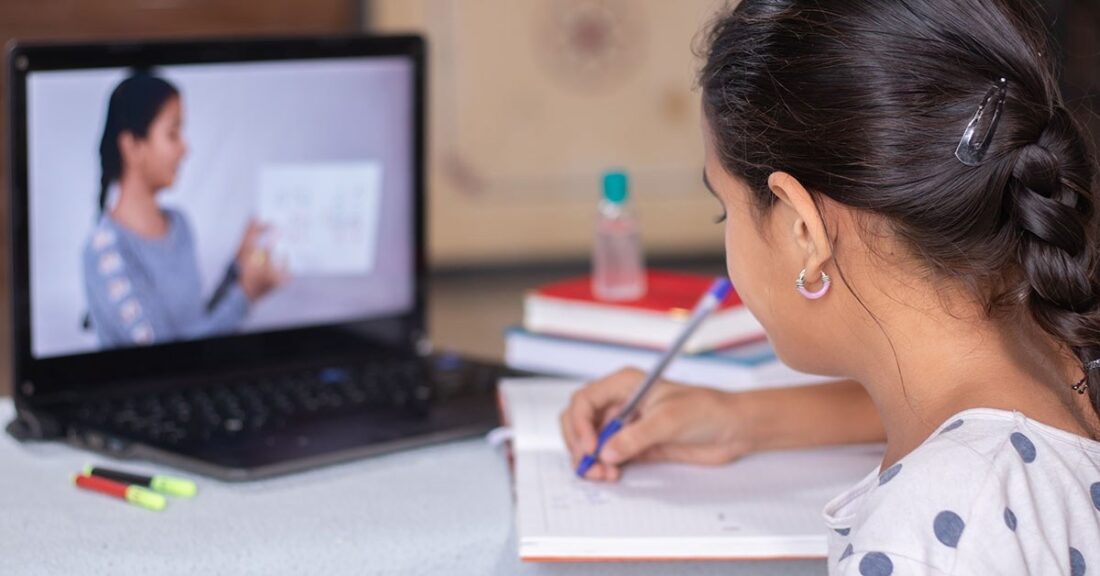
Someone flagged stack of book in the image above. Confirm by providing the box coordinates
[506,270,828,391]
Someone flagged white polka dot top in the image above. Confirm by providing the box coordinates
[823,408,1100,575]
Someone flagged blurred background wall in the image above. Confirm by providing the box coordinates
[0,0,1096,395]
[369,0,726,266]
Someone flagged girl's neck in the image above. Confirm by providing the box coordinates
[844,294,1099,470]
[110,175,168,238]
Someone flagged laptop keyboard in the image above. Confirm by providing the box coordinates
[71,360,440,448]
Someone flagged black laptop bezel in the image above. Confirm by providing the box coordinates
[7,35,428,405]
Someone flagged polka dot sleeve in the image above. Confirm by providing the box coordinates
[835,547,953,576]
[823,410,1100,576]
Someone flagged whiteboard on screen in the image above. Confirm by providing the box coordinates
[257,161,384,276]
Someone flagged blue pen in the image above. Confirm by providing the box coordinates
[575,278,734,478]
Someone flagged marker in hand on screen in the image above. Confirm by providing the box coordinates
[575,278,734,478]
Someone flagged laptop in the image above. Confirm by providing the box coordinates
[6,35,521,481]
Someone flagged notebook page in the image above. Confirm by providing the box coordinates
[502,380,885,560]
[503,378,585,452]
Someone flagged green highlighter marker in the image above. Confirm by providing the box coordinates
[84,465,198,498]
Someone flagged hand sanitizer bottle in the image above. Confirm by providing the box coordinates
[592,170,647,301]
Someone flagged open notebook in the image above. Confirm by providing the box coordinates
[500,378,885,561]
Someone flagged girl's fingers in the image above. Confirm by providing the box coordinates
[565,369,646,454]
[599,407,678,465]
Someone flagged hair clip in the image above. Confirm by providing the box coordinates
[955,77,1008,167]
[1085,358,1100,372]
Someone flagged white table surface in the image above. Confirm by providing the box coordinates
[0,399,825,575]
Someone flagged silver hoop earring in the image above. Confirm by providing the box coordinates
[796,269,831,300]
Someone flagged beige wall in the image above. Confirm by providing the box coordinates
[370,0,728,266]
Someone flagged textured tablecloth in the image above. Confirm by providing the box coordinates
[0,399,825,575]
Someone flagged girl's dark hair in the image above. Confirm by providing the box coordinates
[700,0,1100,420]
[98,72,179,212]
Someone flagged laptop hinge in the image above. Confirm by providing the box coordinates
[6,399,65,441]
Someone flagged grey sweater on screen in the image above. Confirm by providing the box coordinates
[82,208,249,348]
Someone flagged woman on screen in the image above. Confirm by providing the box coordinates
[82,72,285,348]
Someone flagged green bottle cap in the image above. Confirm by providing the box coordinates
[602,171,629,204]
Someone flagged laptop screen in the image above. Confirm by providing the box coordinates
[25,56,416,360]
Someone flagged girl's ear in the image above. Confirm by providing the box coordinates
[767,171,833,276]
[117,131,139,163]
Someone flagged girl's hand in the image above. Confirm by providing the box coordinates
[559,367,756,482]
[235,220,288,301]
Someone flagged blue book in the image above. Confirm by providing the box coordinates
[505,327,828,391]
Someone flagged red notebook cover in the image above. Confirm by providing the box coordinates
[534,270,743,314]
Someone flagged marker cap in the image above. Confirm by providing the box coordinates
[151,476,197,498]
[125,486,167,511]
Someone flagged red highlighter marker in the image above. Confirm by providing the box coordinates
[73,474,166,511]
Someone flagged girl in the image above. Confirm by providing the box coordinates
[83,72,284,348]
[561,0,1100,573]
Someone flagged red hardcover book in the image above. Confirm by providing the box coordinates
[523,270,764,354]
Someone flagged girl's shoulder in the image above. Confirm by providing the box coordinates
[824,410,1021,536]
[83,216,123,268]
[84,216,118,251]
[826,409,1100,575]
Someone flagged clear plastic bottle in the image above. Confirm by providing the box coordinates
[592,170,647,301]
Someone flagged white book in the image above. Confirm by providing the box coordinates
[500,379,885,561]
[505,327,831,391]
